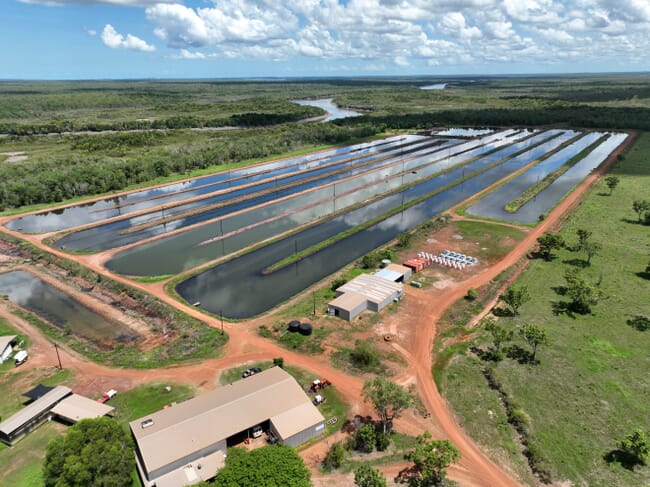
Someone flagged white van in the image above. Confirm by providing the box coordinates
[14,350,28,366]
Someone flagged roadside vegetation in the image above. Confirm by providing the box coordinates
[439,134,650,486]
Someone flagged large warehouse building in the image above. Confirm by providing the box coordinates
[130,367,325,487]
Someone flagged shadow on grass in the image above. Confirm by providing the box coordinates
[551,285,568,296]
[471,346,504,363]
[491,306,514,317]
[551,300,576,318]
[603,449,645,471]
[506,345,538,365]
[635,271,650,281]
[562,258,589,268]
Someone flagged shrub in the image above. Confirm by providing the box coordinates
[355,423,376,453]
[322,441,347,471]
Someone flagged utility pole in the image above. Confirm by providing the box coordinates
[54,343,62,369]
[312,292,316,316]
[220,310,224,335]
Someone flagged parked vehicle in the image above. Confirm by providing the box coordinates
[97,389,117,403]
[242,367,263,378]
[252,425,263,438]
[14,350,28,366]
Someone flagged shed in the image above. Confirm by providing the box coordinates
[51,394,115,424]
[336,274,403,312]
[0,385,72,446]
[375,263,412,283]
[0,335,16,364]
[327,291,367,321]
[130,367,324,487]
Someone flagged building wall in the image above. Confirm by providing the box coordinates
[0,411,53,446]
[328,301,365,321]
[0,345,12,363]
[280,421,326,447]
[142,438,227,484]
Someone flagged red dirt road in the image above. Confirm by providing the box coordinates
[0,131,635,486]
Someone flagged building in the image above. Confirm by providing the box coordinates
[130,367,325,487]
[328,273,404,321]
[0,335,16,364]
[374,263,412,282]
[0,385,115,446]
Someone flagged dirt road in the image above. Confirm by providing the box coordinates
[0,131,634,486]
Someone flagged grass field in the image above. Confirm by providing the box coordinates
[440,133,650,486]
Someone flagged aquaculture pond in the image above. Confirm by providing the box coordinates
[466,132,628,223]
[0,270,137,346]
[105,129,534,275]
[176,130,573,318]
[7,134,411,234]
[56,136,452,251]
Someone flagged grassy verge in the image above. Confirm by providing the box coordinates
[111,383,195,425]
[439,133,650,486]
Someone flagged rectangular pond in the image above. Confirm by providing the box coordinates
[0,270,139,347]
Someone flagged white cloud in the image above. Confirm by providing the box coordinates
[101,24,156,52]
[20,0,174,5]
[23,0,650,71]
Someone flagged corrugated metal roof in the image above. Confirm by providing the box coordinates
[130,367,324,475]
[337,274,402,305]
[328,291,367,312]
[375,269,402,282]
[0,386,72,436]
[51,394,115,423]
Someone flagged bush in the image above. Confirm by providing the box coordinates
[465,288,478,301]
[349,340,381,372]
[375,432,390,451]
[355,423,376,453]
[322,441,347,471]
[331,277,348,292]
[396,231,413,249]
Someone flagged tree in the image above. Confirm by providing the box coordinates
[536,232,565,261]
[519,324,549,363]
[350,340,381,372]
[498,285,530,316]
[604,175,619,195]
[632,200,650,222]
[627,315,650,331]
[214,445,311,486]
[575,228,592,253]
[404,432,461,486]
[354,464,387,487]
[564,268,604,314]
[583,240,602,265]
[43,417,134,487]
[617,429,650,466]
[322,441,347,471]
[484,318,514,360]
[355,423,377,453]
[362,376,413,434]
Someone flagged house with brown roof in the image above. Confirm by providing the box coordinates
[130,366,325,487]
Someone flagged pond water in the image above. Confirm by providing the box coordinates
[57,136,443,252]
[0,270,137,347]
[466,132,627,223]
[7,134,404,234]
[105,129,531,276]
[420,83,447,90]
[294,98,362,121]
[176,130,570,318]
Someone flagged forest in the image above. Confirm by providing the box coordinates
[1,74,649,212]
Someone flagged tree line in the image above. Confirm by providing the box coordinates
[0,123,378,210]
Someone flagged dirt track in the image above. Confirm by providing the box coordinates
[0,131,635,486]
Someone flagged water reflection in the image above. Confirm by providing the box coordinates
[0,270,137,347]
[294,98,362,121]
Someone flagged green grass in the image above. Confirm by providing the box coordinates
[440,133,650,486]
[111,382,195,424]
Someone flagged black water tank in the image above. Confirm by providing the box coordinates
[288,320,301,333]
[299,322,313,336]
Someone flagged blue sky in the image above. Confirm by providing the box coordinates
[2,0,649,79]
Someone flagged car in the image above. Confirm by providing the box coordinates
[14,350,28,366]
[242,367,263,378]
[252,425,263,438]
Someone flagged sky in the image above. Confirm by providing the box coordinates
[2,0,649,79]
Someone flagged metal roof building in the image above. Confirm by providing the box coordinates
[0,335,16,364]
[0,385,72,446]
[51,394,115,424]
[328,273,404,320]
[130,367,325,487]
